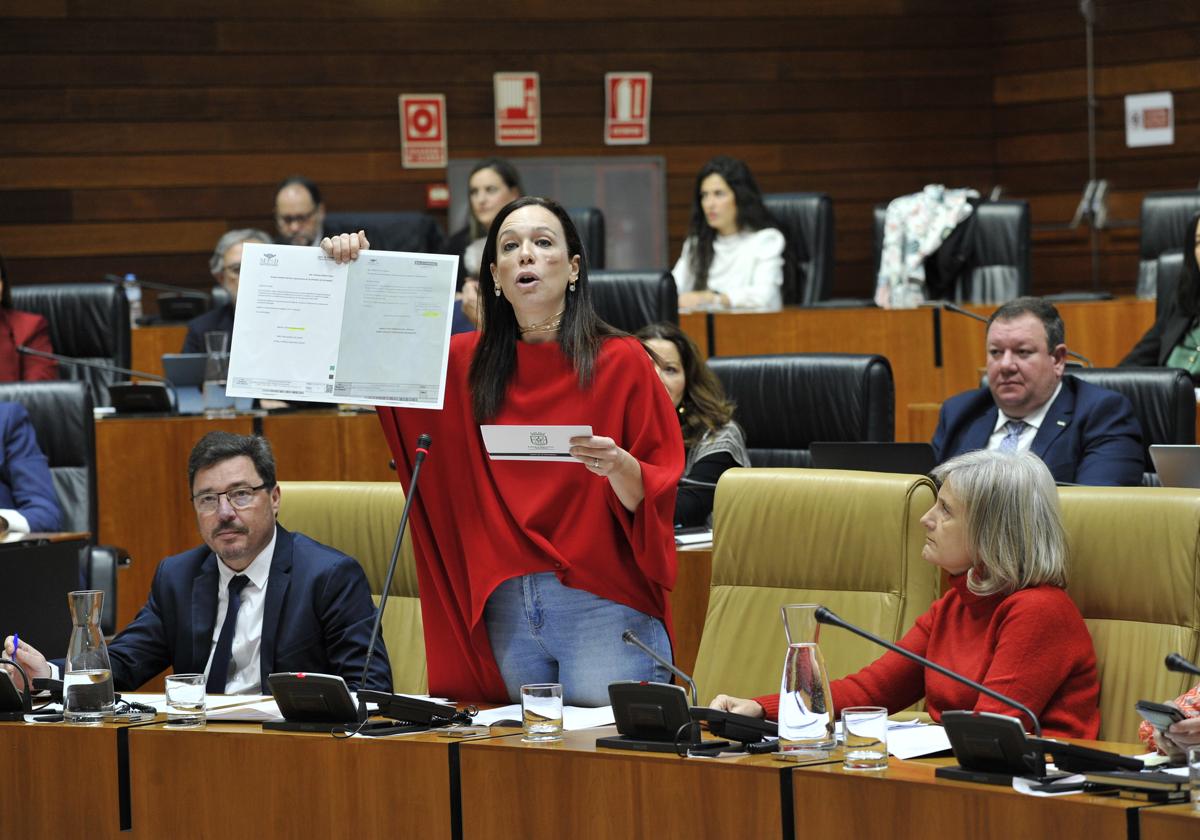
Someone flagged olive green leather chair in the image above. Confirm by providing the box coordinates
[691,469,940,705]
[276,481,426,694]
[1059,486,1200,742]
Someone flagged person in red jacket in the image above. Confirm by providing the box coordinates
[711,449,1101,739]
[0,254,57,382]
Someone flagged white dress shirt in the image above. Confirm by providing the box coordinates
[987,382,1064,453]
[672,228,786,310]
[0,509,30,534]
[203,530,276,695]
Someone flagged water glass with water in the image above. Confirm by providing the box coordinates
[164,674,206,728]
[520,683,563,742]
[842,706,888,771]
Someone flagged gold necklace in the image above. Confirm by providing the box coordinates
[518,308,565,335]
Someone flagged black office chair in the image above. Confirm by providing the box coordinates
[1068,367,1195,485]
[324,211,446,255]
[1136,191,1200,298]
[567,207,606,270]
[0,381,127,634]
[11,283,131,408]
[589,270,676,333]
[871,199,1030,304]
[706,354,894,467]
[764,193,834,305]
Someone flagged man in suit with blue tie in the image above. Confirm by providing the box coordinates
[4,431,390,694]
[932,297,1143,486]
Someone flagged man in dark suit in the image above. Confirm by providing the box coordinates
[182,229,273,354]
[932,296,1144,486]
[0,400,61,533]
[4,431,390,693]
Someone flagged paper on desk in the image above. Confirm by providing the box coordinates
[227,243,457,408]
[674,529,713,547]
[480,425,592,462]
[886,724,951,759]
[206,698,283,722]
[1012,774,1086,797]
[470,704,615,730]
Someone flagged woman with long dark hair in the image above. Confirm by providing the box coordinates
[1122,212,1200,378]
[672,155,786,310]
[445,158,523,289]
[0,254,57,382]
[325,197,683,706]
[636,322,748,527]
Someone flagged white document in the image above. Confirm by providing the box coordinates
[227,243,458,408]
[885,723,951,759]
[470,703,615,730]
[480,424,592,461]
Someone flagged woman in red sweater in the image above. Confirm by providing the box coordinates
[711,449,1101,738]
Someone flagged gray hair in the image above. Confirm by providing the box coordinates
[931,449,1068,596]
[209,228,273,279]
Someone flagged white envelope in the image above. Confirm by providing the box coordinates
[480,425,592,462]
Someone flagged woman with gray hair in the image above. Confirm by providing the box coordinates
[711,449,1101,738]
[182,228,273,353]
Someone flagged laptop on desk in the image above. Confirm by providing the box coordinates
[1149,445,1200,488]
[161,353,253,415]
[810,442,938,476]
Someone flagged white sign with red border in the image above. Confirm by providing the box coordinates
[1125,91,1174,148]
[604,72,652,145]
[399,93,448,168]
[494,72,541,146]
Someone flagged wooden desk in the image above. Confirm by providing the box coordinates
[459,725,793,839]
[0,721,133,839]
[793,754,1143,840]
[671,546,711,679]
[127,722,459,839]
[130,324,187,378]
[1140,801,1200,838]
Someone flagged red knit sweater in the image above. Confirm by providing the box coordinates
[756,575,1101,738]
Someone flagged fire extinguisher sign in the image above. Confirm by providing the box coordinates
[398,93,448,169]
[604,72,651,145]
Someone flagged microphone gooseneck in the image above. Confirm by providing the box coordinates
[357,433,432,714]
[1165,652,1200,677]
[17,345,180,410]
[814,606,1043,737]
[622,629,698,706]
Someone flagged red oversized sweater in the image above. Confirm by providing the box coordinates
[756,575,1101,738]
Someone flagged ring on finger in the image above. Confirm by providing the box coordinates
[593,458,600,468]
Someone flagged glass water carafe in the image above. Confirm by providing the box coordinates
[777,603,836,755]
[63,590,115,724]
[202,329,233,415]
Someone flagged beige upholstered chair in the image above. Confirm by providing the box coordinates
[1059,486,1200,742]
[276,481,426,694]
[691,469,940,705]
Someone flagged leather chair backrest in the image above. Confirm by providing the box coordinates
[1066,368,1195,476]
[11,283,131,408]
[872,200,1030,304]
[589,270,677,333]
[0,381,96,537]
[324,211,446,255]
[706,354,894,468]
[1154,251,1184,322]
[764,193,835,305]
[1137,191,1200,298]
[1059,486,1200,741]
[692,468,940,705]
[567,207,606,270]
[276,481,424,694]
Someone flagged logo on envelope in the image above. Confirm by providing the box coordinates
[529,432,549,447]
[259,253,279,267]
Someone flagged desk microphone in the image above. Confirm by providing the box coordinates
[1166,652,1200,677]
[622,629,698,706]
[17,345,179,412]
[355,433,431,720]
[813,605,1042,736]
[934,300,1093,368]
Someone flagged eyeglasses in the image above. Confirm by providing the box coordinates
[275,208,317,226]
[191,484,268,513]
[222,263,241,277]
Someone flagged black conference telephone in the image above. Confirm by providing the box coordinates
[358,690,473,727]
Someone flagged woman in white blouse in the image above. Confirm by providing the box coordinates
[673,156,787,310]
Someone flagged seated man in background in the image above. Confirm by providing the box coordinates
[932,296,1143,486]
[182,228,272,354]
[0,400,61,533]
[3,431,389,694]
[274,175,326,247]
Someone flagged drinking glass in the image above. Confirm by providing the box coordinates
[520,683,563,743]
[164,674,206,728]
[842,706,888,771]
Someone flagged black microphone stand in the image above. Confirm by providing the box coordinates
[17,345,179,412]
[1166,652,1200,677]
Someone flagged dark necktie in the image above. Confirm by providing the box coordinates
[207,574,250,694]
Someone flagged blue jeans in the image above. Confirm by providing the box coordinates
[483,573,673,707]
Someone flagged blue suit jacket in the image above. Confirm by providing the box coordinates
[931,375,1144,486]
[0,401,62,532]
[182,304,234,354]
[103,525,391,692]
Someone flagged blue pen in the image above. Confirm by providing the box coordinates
[10,633,17,657]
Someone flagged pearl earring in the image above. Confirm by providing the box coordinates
[569,276,577,292]
[494,285,501,297]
